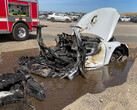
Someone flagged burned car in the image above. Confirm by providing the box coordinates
[19,8,129,80]
[0,8,129,107]
[77,8,129,70]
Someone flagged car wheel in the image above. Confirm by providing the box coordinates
[110,51,122,62]
[50,17,55,22]
[110,54,117,62]
[65,19,70,23]
[12,23,29,41]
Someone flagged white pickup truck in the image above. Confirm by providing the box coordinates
[47,13,71,22]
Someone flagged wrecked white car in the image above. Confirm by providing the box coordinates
[77,8,129,70]
[19,8,129,80]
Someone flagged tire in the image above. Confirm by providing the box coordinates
[65,19,70,23]
[50,17,55,22]
[12,23,29,41]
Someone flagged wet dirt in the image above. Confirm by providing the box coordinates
[0,49,134,110]
[0,49,39,73]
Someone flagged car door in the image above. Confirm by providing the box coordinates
[58,14,65,21]
[54,13,61,21]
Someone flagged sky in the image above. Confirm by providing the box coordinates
[39,0,137,13]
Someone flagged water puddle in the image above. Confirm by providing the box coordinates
[0,49,134,110]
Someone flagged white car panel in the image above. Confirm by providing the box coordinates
[74,8,129,70]
[103,41,121,65]
[85,42,106,70]
[77,8,120,42]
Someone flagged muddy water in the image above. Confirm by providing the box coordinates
[0,49,39,73]
[0,49,134,110]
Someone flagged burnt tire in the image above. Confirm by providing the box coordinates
[50,17,55,22]
[12,23,29,41]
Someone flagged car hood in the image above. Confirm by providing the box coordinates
[77,8,120,42]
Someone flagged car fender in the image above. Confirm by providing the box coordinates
[103,41,121,65]
[64,16,71,21]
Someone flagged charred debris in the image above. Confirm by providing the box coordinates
[0,67,45,109]
[19,25,88,80]
[0,8,130,108]
[0,23,127,107]
[0,25,88,107]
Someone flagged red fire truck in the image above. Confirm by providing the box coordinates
[0,0,39,41]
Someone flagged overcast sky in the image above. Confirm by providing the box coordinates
[39,0,137,13]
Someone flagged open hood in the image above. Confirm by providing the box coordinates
[77,8,120,42]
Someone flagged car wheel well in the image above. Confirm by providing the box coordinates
[110,44,129,62]
[114,44,129,57]
[50,17,55,22]
[66,19,70,22]
[113,48,123,55]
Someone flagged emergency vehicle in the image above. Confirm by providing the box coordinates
[0,0,39,41]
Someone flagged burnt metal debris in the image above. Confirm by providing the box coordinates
[19,25,88,80]
[0,62,45,108]
[18,25,103,80]
[0,66,45,107]
[0,24,88,107]
[0,26,47,106]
